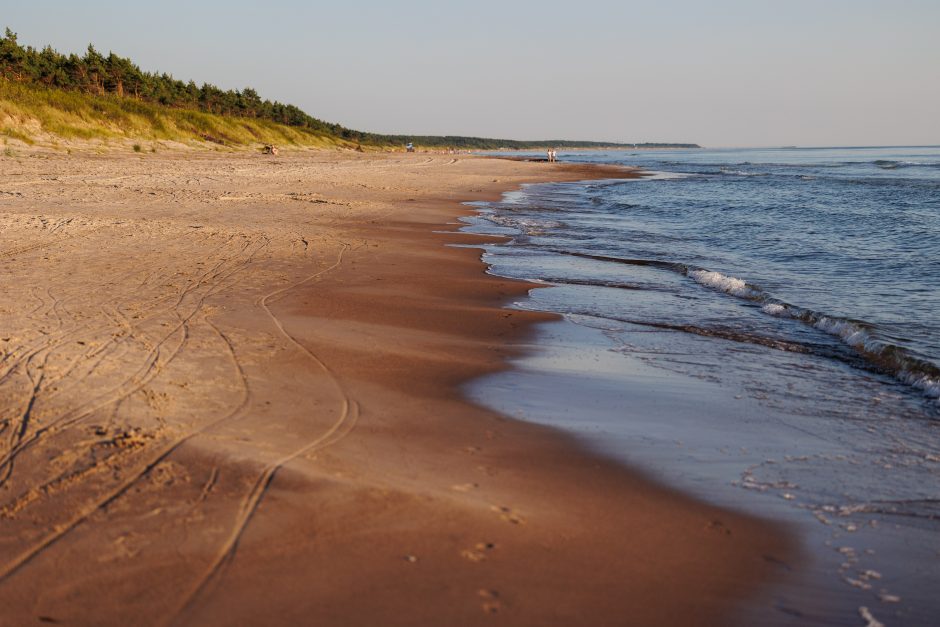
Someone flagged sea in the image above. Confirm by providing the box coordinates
[462,147,940,626]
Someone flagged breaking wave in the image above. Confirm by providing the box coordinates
[543,248,940,404]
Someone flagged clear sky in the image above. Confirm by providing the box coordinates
[4,0,939,147]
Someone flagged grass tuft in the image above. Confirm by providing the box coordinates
[1,126,35,145]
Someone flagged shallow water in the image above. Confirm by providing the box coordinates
[464,146,940,626]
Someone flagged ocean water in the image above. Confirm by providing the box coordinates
[463,147,940,625]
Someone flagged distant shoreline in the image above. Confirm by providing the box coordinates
[479,144,701,152]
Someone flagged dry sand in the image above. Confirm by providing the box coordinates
[0,149,792,626]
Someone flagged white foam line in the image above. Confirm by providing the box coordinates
[640,171,696,180]
[688,269,762,299]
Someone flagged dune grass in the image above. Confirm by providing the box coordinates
[0,79,360,149]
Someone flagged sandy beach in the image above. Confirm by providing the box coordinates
[0,148,791,626]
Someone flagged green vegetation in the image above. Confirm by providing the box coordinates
[0,28,700,150]
[0,28,360,141]
[0,78,357,148]
[2,125,34,144]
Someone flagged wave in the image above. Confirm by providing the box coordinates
[639,171,695,181]
[543,249,940,404]
[686,273,940,403]
[534,277,647,290]
[688,269,762,299]
[608,319,818,355]
[657,160,847,170]
[641,166,940,189]
[762,304,940,402]
[485,214,565,235]
[872,159,940,170]
[654,159,940,170]
[550,250,690,274]
[718,168,770,177]
[534,276,677,292]
[737,172,939,189]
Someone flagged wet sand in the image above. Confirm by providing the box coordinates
[0,148,792,625]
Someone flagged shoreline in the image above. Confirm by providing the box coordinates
[462,149,940,626]
[0,149,792,625]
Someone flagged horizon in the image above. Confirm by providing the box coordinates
[3,0,939,148]
[505,143,940,150]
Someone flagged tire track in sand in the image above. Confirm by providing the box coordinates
[0,241,354,597]
[168,242,359,622]
[0,278,255,583]
[0,238,269,489]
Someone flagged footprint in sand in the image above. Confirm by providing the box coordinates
[449,482,479,493]
[460,542,497,563]
[491,505,525,525]
[478,589,501,614]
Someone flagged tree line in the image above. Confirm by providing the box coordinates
[0,28,371,141]
[0,29,699,149]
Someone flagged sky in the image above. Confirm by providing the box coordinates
[4,0,939,147]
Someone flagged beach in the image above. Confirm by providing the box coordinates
[0,148,792,625]
[464,147,940,626]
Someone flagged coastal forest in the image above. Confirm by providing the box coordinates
[0,29,698,150]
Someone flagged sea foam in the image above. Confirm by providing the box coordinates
[688,268,940,405]
[687,269,763,299]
